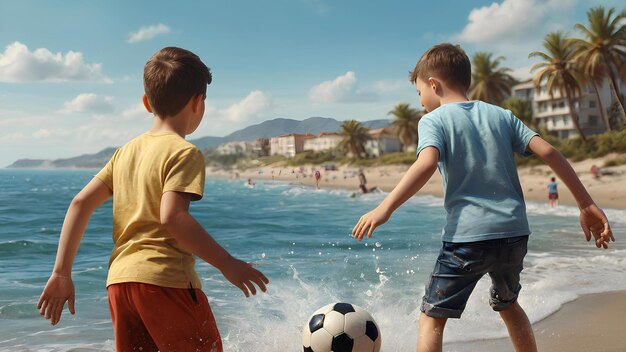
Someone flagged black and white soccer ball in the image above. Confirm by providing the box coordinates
[302,302,381,352]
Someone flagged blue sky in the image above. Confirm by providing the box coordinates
[0,0,622,166]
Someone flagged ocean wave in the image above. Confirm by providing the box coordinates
[0,240,56,256]
[526,201,626,225]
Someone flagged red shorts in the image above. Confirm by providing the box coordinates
[549,192,558,200]
[107,282,222,352]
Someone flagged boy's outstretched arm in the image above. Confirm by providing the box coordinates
[38,178,112,325]
[352,147,439,240]
[528,136,614,248]
[161,191,269,297]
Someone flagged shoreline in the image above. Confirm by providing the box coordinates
[207,153,626,210]
[447,290,626,352]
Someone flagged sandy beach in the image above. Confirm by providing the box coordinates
[447,291,626,352]
[207,153,626,351]
[208,153,626,210]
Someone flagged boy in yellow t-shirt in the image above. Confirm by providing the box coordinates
[38,47,269,351]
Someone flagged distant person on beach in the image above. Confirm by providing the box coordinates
[247,178,256,186]
[38,47,268,352]
[358,168,367,188]
[590,164,601,179]
[352,43,614,352]
[357,168,379,193]
[548,177,559,207]
[314,170,321,189]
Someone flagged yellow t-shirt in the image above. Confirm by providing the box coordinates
[95,131,205,289]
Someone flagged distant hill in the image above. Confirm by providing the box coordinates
[188,136,227,150]
[8,147,117,169]
[222,116,390,141]
[8,117,391,168]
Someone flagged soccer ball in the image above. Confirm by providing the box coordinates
[302,302,381,352]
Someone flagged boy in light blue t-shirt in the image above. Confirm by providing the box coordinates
[352,43,614,352]
[548,176,559,207]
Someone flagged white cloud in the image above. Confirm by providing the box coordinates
[454,0,581,45]
[191,91,274,137]
[456,0,539,44]
[127,24,172,43]
[219,90,273,122]
[0,132,25,142]
[0,42,111,83]
[452,0,588,77]
[120,103,149,120]
[32,128,69,139]
[309,71,357,103]
[309,71,379,104]
[60,93,115,114]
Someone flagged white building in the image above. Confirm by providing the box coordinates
[270,133,315,158]
[511,79,622,139]
[303,132,343,152]
[364,128,401,157]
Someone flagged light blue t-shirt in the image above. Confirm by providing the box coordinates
[417,101,539,243]
[548,182,558,194]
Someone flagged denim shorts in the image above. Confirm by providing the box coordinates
[420,235,528,319]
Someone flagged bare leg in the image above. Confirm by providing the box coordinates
[498,302,537,352]
[417,313,447,352]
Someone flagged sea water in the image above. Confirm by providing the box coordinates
[0,169,625,351]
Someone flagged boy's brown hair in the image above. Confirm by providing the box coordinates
[409,43,471,92]
[144,47,212,118]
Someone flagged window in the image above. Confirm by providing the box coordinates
[562,116,568,125]
[558,101,565,108]
[589,115,598,126]
[589,100,597,108]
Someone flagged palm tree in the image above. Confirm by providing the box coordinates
[257,137,270,156]
[388,103,422,151]
[530,31,587,141]
[468,52,517,105]
[502,97,535,129]
[570,6,626,128]
[339,120,370,158]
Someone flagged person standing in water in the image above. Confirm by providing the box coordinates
[314,170,321,189]
[548,177,559,208]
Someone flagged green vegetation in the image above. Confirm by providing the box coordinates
[550,128,626,160]
[257,154,288,165]
[502,97,535,128]
[285,151,338,166]
[358,152,416,166]
[339,120,370,158]
[516,128,626,166]
[203,150,253,170]
[469,52,516,105]
[604,157,626,167]
[388,103,422,151]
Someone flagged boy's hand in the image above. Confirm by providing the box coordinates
[352,206,391,241]
[221,258,269,297]
[37,273,75,326]
[579,204,614,249]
